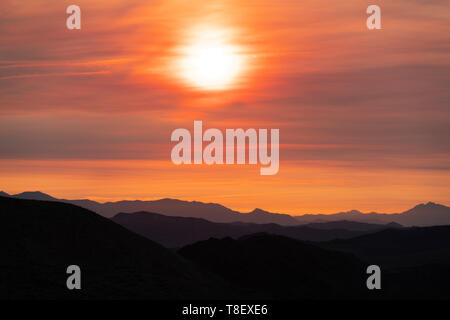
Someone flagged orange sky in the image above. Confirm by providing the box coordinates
[1,0,449,213]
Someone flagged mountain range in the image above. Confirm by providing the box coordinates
[2,194,450,299]
[2,190,449,226]
[322,225,450,268]
[295,203,450,226]
[112,211,401,247]
[179,229,450,299]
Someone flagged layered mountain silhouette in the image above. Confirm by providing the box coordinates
[302,220,402,231]
[322,225,450,268]
[320,226,450,298]
[2,190,449,226]
[0,195,228,299]
[2,194,450,299]
[179,230,450,299]
[178,234,366,299]
[112,211,400,247]
[2,191,299,225]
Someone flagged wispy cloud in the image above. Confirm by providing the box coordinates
[0,71,111,80]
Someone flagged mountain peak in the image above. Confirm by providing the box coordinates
[250,208,268,214]
[336,210,363,215]
[0,191,10,197]
[13,191,57,201]
[410,202,445,210]
[425,201,439,207]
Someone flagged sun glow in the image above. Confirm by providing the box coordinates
[177,28,245,90]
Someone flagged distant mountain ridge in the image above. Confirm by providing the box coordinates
[0,191,301,226]
[295,202,450,226]
[1,190,449,226]
[112,211,399,247]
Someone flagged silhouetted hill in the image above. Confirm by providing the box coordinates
[101,199,299,225]
[112,211,398,247]
[112,211,248,247]
[3,195,450,299]
[0,196,227,299]
[0,191,10,197]
[178,234,366,299]
[12,191,58,201]
[304,220,402,231]
[322,225,450,268]
[179,230,450,299]
[295,210,389,225]
[401,202,450,226]
[3,191,299,225]
[319,225,450,298]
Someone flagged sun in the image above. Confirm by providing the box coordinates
[177,28,245,91]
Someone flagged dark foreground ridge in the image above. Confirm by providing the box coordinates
[0,196,228,299]
[179,233,367,299]
[323,225,450,268]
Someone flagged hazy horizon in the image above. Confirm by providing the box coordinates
[1,189,448,216]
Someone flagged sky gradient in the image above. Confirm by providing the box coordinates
[1,0,449,213]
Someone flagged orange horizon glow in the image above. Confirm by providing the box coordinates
[1,159,449,215]
[1,0,449,214]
